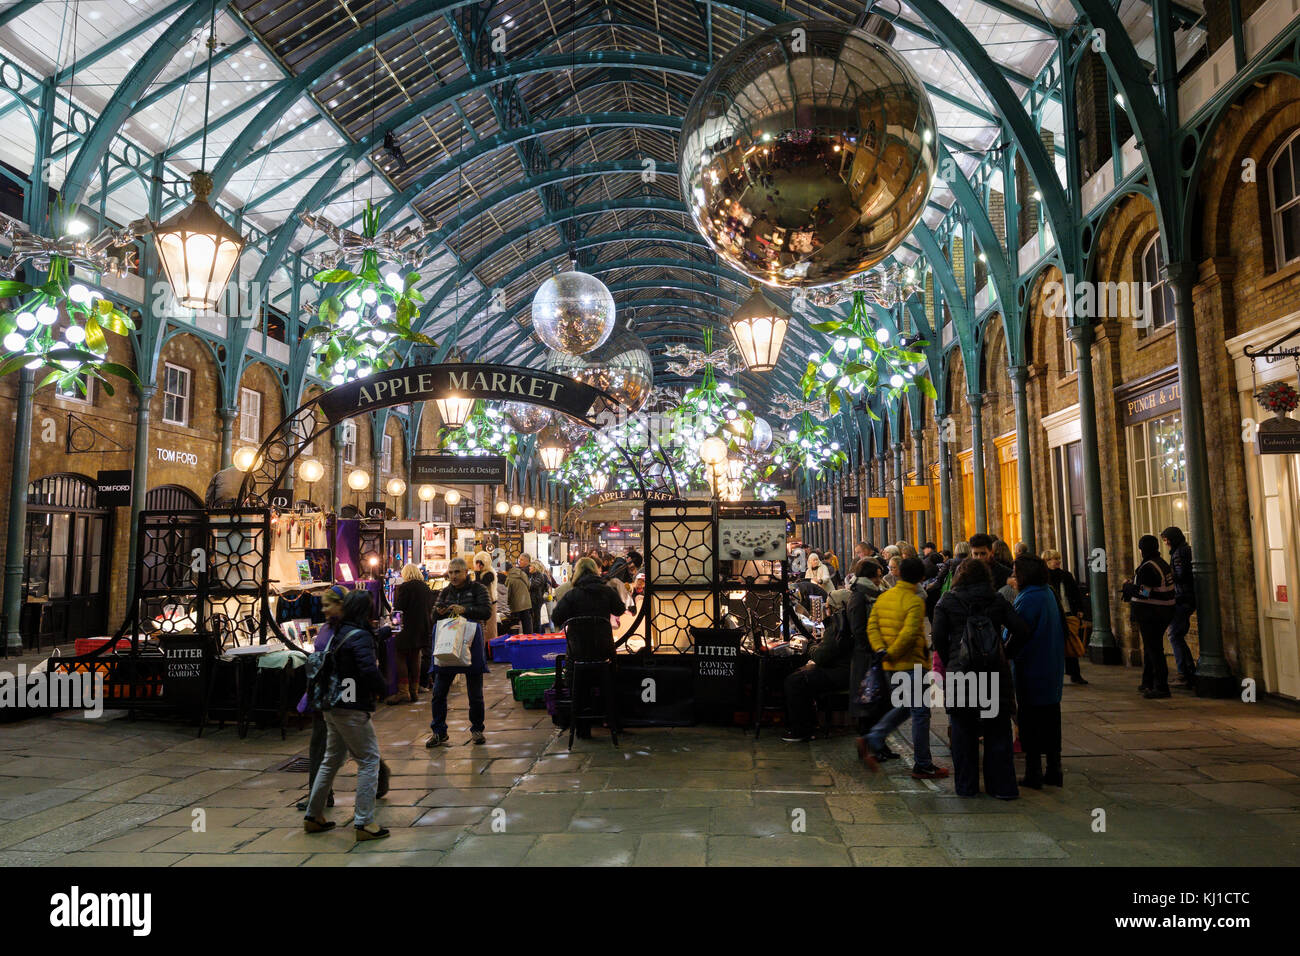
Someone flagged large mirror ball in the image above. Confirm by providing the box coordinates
[545,329,655,420]
[679,21,936,288]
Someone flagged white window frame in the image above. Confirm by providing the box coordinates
[1270,130,1300,270]
[381,434,393,474]
[1140,236,1174,337]
[295,407,316,457]
[55,373,94,404]
[342,421,356,465]
[1126,413,1189,557]
[162,363,191,427]
[239,387,261,444]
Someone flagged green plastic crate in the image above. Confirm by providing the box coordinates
[508,667,556,709]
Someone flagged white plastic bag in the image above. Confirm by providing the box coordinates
[433,616,474,666]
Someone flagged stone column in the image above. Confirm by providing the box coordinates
[124,385,155,603]
[1067,323,1118,662]
[1167,261,1232,696]
[938,415,954,552]
[969,393,988,534]
[218,407,237,471]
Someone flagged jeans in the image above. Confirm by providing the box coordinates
[306,709,381,827]
[949,711,1016,798]
[429,670,485,736]
[1165,604,1196,681]
[866,669,933,769]
[306,712,327,790]
[783,664,849,738]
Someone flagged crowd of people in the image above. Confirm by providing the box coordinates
[782,525,1202,799]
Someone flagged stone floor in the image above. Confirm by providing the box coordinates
[0,659,1298,866]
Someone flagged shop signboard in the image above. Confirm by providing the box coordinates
[96,469,132,507]
[410,454,507,485]
[903,486,930,511]
[1117,366,1181,427]
[841,495,860,514]
[364,500,386,519]
[161,636,211,714]
[816,504,832,520]
[588,489,678,506]
[867,497,889,518]
[269,491,292,511]
[457,504,477,525]
[1256,416,1300,455]
[718,518,787,561]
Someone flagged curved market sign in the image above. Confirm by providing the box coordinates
[315,363,606,425]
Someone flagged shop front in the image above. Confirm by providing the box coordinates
[1041,404,1088,587]
[1227,315,1300,700]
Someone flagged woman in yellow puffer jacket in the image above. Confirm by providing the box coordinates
[860,557,949,781]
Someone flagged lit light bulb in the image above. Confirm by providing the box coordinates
[3,332,26,352]
[890,374,905,388]
[384,272,402,290]
[35,306,57,325]
[444,490,461,506]
[876,328,890,343]
[361,288,378,305]
[68,284,91,304]
[15,312,36,331]
[820,362,838,378]
[341,309,359,327]
[376,304,391,319]
[345,291,362,309]
[64,326,86,344]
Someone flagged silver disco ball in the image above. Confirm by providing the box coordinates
[545,329,655,418]
[556,415,592,450]
[679,20,936,288]
[502,402,551,434]
[530,266,617,355]
[749,416,773,453]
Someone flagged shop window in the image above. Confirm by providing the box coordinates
[342,421,356,465]
[995,433,1021,550]
[239,387,261,443]
[381,434,393,474]
[1269,130,1300,269]
[1127,413,1188,554]
[958,449,975,540]
[1140,236,1175,336]
[162,363,191,427]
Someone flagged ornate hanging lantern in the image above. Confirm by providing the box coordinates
[728,283,790,372]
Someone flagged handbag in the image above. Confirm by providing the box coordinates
[1064,613,1086,658]
[854,649,888,705]
[433,616,475,667]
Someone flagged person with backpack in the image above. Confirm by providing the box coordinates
[859,557,949,779]
[302,589,391,842]
[1011,556,1067,789]
[295,584,347,812]
[1126,534,1177,699]
[932,559,1031,799]
[1161,526,1197,689]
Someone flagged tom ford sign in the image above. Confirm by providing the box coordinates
[316,364,606,424]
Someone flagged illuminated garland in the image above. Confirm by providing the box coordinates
[439,402,518,462]
[304,202,434,385]
[0,254,137,394]
[801,290,935,417]
[770,411,848,479]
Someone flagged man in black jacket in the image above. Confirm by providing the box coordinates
[782,588,857,743]
[969,533,1011,589]
[1161,526,1197,688]
[428,559,493,746]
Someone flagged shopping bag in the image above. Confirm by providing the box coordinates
[1064,613,1086,659]
[854,650,887,705]
[433,616,474,667]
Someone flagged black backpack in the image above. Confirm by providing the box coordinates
[949,595,1004,674]
[305,625,360,712]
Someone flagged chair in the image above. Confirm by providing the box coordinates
[563,615,619,748]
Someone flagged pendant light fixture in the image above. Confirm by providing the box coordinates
[728,281,791,372]
[435,349,475,430]
[149,1,245,312]
[537,423,568,471]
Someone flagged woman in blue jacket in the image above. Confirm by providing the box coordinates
[1011,556,1066,789]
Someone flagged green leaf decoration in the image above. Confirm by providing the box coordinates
[0,281,34,298]
[314,269,357,284]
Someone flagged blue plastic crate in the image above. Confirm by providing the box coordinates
[488,634,512,664]
[504,633,566,670]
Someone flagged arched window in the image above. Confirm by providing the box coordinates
[1269,130,1300,269]
[1140,236,1174,336]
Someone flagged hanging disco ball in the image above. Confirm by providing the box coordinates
[749,416,773,453]
[502,401,551,434]
[530,264,617,355]
[679,20,936,288]
[556,415,592,450]
[545,328,655,418]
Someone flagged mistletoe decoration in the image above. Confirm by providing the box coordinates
[0,254,137,395]
[304,202,435,384]
[770,411,848,479]
[801,290,935,417]
[439,402,518,462]
[1256,381,1299,415]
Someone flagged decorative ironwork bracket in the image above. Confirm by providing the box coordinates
[65,412,128,454]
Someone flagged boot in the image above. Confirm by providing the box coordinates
[384,681,408,705]
[408,683,418,702]
[1020,752,1044,790]
[1044,755,1063,787]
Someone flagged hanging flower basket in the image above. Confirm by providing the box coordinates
[1255,381,1299,418]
